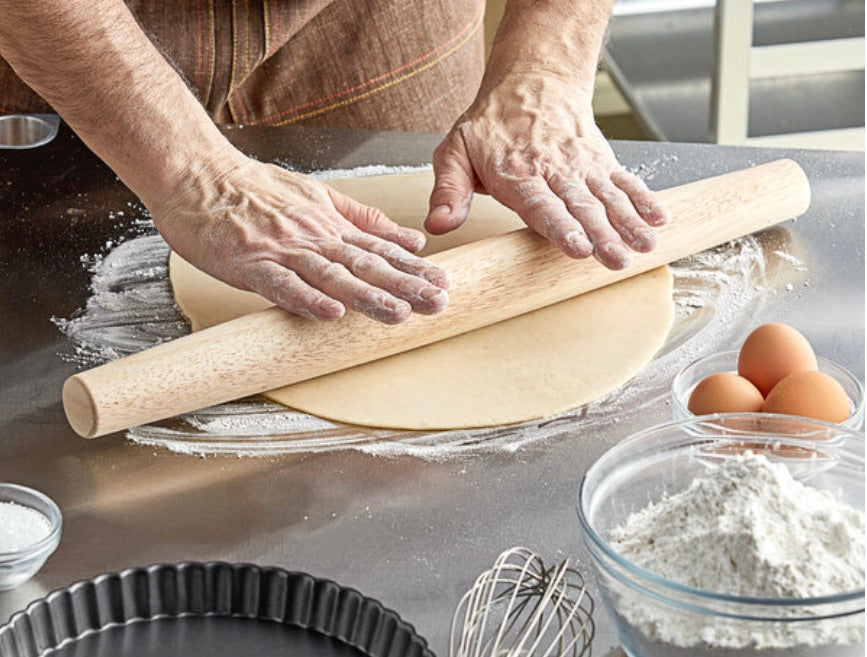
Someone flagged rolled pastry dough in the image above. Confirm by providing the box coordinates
[169,172,673,430]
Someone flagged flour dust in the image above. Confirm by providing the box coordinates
[608,451,864,654]
[53,164,809,459]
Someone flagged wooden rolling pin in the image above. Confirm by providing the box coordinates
[64,159,811,438]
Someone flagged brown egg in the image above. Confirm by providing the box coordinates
[763,371,851,423]
[738,323,818,396]
[687,372,765,415]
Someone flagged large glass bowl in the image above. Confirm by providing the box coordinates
[577,415,864,657]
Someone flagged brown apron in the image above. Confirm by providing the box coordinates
[0,0,485,132]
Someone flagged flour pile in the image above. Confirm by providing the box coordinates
[610,452,865,652]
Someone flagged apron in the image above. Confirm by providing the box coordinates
[0,0,485,131]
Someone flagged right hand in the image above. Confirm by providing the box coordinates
[148,156,450,324]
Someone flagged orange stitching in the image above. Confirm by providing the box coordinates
[274,9,482,126]
[226,0,240,121]
[263,0,271,55]
[232,0,258,123]
[252,2,484,125]
[244,0,250,79]
[204,0,214,105]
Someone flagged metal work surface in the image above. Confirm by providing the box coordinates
[0,124,863,655]
[606,0,865,142]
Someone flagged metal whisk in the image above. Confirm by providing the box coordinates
[450,546,595,657]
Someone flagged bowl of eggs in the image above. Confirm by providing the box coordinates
[672,323,864,429]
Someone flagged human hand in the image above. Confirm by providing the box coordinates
[150,157,449,324]
[425,73,669,270]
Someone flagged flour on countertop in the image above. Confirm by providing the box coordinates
[610,451,865,650]
[52,162,809,459]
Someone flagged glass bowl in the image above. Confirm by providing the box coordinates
[577,415,865,657]
[672,350,864,429]
[0,483,62,590]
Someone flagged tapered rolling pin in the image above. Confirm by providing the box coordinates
[64,159,810,438]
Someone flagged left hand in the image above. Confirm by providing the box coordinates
[424,72,669,270]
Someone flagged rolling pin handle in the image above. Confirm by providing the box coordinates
[63,376,98,439]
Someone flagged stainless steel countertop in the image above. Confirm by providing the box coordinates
[0,125,863,655]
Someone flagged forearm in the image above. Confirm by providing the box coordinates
[484,0,614,96]
[0,0,238,207]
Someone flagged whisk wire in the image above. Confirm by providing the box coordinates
[450,547,595,657]
[488,550,539,656]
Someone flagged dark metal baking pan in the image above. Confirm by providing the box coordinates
[0,562,434,657]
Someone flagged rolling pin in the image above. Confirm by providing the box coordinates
[64,159,811,438]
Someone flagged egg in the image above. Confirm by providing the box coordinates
[687,372,765,415]
[762,370,851,423]
[737,323,818,396]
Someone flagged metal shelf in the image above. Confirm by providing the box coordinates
[604,0,865,149]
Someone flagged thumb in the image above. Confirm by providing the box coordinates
[425,129,477,235]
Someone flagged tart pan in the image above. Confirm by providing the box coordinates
[0,562,434,657]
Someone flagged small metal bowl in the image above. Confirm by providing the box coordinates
[0,483,62,590]
[0,114,60,150]
[672,350,864,429]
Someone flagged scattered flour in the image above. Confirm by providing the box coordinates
[609,452,865,653]
[52,163,808,459]
[0,502,51,552]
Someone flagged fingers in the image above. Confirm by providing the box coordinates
[278,250,413,325]
[545,176,634,269]
[424,129,477,235]
[316,241,449,316]
[502,179,594,259]
[611,170,669,227]
[507,170,667,270]
[329,188,427,253]
[247,239,449,324]
[294,190,451,322]
[585,176,658,253]
[245,260,346,321]
[344,231,450,290]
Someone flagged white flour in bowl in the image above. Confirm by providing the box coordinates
[609,452,865,653]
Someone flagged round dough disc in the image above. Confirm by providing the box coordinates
[169,172,674,430]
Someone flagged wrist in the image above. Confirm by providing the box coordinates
[133,128,246,215]
[468,70,595,124]
[484,0,613,96]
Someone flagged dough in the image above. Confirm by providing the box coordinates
[170,172,674,430]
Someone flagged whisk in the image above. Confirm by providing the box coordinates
[450,546,595,657]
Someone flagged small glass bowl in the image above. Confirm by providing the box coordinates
[672,350,864,429]
[577,415,865,657]
[0,483,62,590]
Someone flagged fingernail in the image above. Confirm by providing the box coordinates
[400,228,426,252]
[318,299,344,319]
[418,286,449,310]
[653,209,670,225]
[565,231,592,256]
[380,298,411,324]
[634,228,657,251]
[429,205,451,222]
[641,203,669,226]
[597,243,632,269]
[422,267,450,290]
